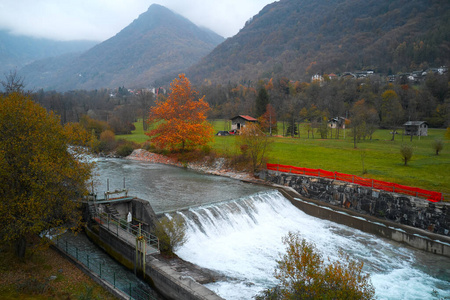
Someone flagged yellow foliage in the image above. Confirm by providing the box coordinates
[272,232,375,299]
[0,93,93,257]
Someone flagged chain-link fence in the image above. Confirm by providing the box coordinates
[55,236,158,300]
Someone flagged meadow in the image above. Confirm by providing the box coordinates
[117,120,450,198]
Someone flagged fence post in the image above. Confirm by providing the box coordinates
[352,175,354,183]
[334,172,336,180]
[318,170,320,178]
[372,179,374,188]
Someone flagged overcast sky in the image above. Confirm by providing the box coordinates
[0,0,277,41]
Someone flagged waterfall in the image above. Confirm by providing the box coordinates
[172,190,450,300]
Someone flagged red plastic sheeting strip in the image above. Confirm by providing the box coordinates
[266,163,442,202]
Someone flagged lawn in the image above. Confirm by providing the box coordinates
[118,119,450,198]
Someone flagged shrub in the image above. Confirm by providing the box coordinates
[97,130,117,153]
[400,143,413,166]
[432,139,444,155]
[153,215,187,257]
[116,143,135,157]
[256,232,375,300]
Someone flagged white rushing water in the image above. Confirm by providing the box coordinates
[174,190,450,300]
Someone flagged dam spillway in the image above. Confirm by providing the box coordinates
[170,190,450,300]
[94,158,450,300]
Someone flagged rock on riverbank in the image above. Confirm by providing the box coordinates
[126,149,257,182]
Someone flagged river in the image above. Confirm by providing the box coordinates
[94,157,450,300]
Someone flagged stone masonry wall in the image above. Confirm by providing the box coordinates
[263,171,450,236]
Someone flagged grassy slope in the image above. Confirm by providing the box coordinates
[0,243,116,300]
[117,120,450,197]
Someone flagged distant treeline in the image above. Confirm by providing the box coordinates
[29,71,448,138]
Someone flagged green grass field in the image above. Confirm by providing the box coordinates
[117,120,450,197]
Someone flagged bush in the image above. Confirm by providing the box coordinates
[116,143,135,157]
[400,143,413,166]
[432,139,444,155]
[256,232,375,300]
[153,215,187,257]
[96,130,117,153]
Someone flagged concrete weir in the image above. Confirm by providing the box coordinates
[260,170,450,257]
[84,195,224,300]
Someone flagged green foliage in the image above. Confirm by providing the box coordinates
[79,115,110,139]
[237,123,272,172]
[0,93,93,258]
[256,232,375,300]
[115,142,135,157]
[153,215,187,256]
[432,139,444,155]
[77,284,98,300]
[400,143,414,166]
[256,87,270,117]
[97,130,117,153]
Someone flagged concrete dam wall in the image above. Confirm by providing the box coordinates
[261,170,450,257]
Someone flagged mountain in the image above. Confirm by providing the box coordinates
[20,4,224,91]
[187,0,450,84]
[0,30,97,78]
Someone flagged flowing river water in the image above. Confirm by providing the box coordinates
[93,157,450,300]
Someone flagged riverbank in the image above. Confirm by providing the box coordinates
[126,149,259,183]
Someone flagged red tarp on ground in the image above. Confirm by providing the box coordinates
[267,163,442,202]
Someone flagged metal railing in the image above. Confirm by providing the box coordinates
[91,211,160,255]
[54,236,157,300]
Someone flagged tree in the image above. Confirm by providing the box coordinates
[237,123,271,172]
[135,89,154,131]
[0,93,93,258]
[432,139,444,155]
[380,90,404,141]
[259,104,277,136]
[146,74,213,151]
[153,215,187,256]
[350,99,379,148]
[1,70,25,95]
[400,144,413,165]
[256,232,375,300]
[256,87,270,117]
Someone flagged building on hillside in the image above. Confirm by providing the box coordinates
[403,121,428,136]
[328,117,347,129]
[327,73,338,80]
[230,115,258,132]
[311,74,324,83]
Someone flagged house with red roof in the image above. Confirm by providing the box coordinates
[230,115,258,132]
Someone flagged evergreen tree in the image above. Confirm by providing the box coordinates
[256,87,270,117]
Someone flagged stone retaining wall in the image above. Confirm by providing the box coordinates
[262,170,450,236]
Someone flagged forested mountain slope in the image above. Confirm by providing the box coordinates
[21,4,224,91]
[187,0,450,84]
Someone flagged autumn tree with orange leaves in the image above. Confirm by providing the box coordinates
[146,74,213,151]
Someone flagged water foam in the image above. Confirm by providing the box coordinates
[174,190,450,300]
